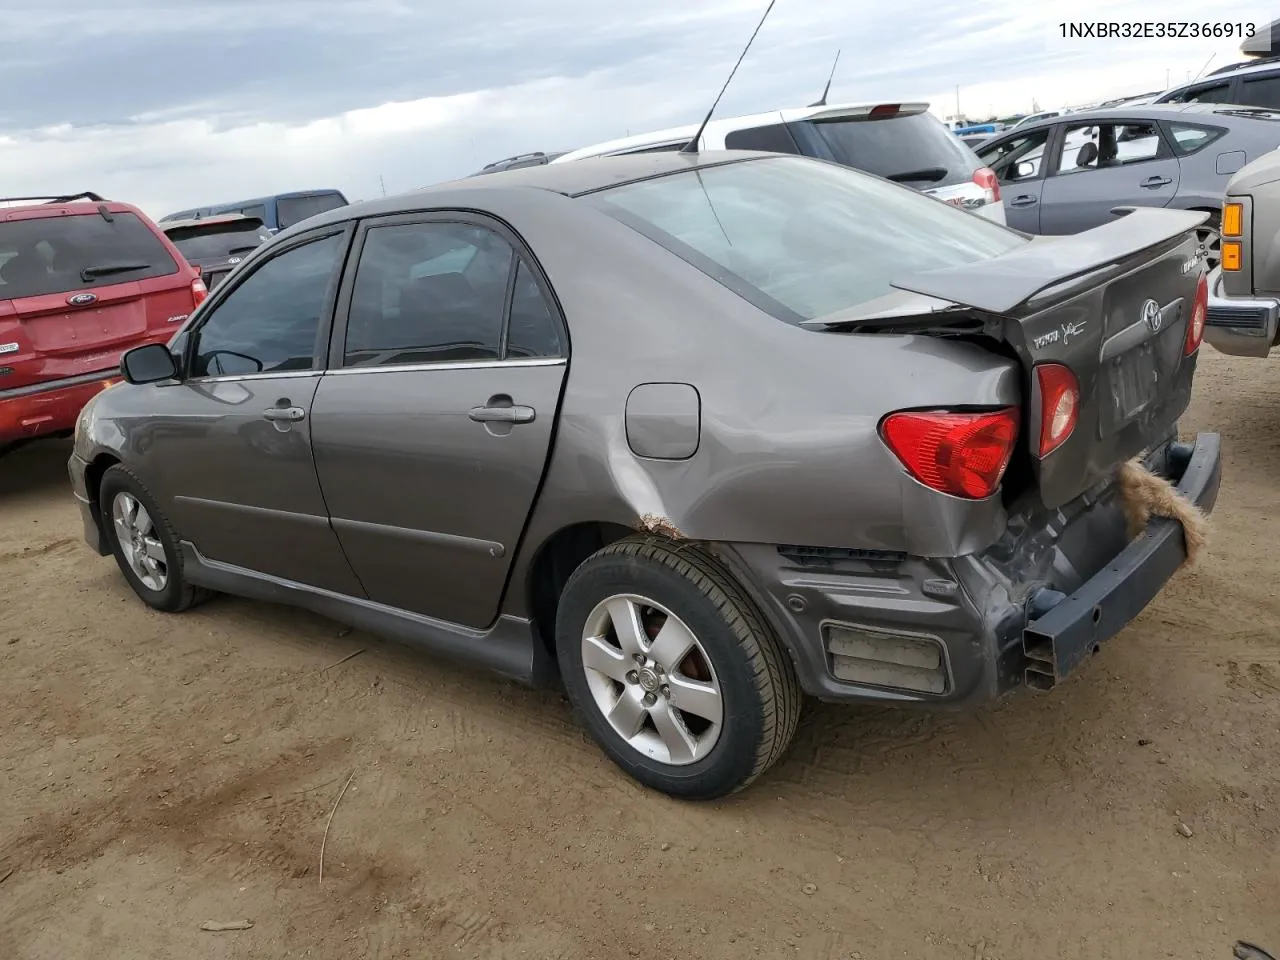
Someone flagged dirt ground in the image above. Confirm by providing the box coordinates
[2,348,1279,960]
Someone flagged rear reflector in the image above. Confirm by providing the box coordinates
[880,407,1019,499]
[1185,271,1208,355]
[191,277,208,307]
[1034,363,1079,457]
[1222,240,1242,271]
[972,166,1001,204]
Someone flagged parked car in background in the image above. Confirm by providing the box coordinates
[1007,109,1065,130]
[70,150,1217,800]
[1154,57,1280,110]
[159,189,349,235]
[1201,150,1280,358]
[0,192,206,455]
[470,152,567,175]
[159,213,272,291]
[974,103,1280,238]
[553,101,1007,224]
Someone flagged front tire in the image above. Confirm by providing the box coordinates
[99,465,207,613]
[555,536,801,800]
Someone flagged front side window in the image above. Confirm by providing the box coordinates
[584,155,1025,324]
[1166,81,1232,104]
[189,232,343,377]
[979,129,1051,183]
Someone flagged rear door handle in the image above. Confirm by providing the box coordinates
[1008,195,1038,207]
[263,406,305,422]
[469,404,535,424]
[1141,176,1172,188]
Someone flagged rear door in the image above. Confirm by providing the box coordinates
[1038,118,1182,234]
[310,212,568,629]
[0,209,193,393]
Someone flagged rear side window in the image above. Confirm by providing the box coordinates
[585,155,1025,324]
[1166,81,1232,104]
[0,210,179,301]
[1239,74,1280,109]
[724,123,801,154]
[798,112,981,187]
[277,193,347,230]
[165,220,271,261]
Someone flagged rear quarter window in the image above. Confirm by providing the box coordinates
[0,210,179,301]
[1165,122,1226,155]
[584,155,1025,324]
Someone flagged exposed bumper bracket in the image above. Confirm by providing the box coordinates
[1021,433,1221,691]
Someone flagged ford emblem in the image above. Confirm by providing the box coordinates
[1141,298,1161,333]
[67,292,98,306]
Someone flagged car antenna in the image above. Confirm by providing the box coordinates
[679,0,779,154]
[1190,52,1216,81]
[809,49,841,107]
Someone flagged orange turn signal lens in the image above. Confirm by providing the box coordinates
[1222,201,1244,238]
[1222,240,1242,271]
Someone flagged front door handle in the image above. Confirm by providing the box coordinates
[263,406,305,422]
[1141,175,1172,188]
[469,404,535,424]
[1008,195,1038,207]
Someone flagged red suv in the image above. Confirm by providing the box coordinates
[0,193,207,454]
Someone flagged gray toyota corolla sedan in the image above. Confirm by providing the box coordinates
[68,150,1221,799]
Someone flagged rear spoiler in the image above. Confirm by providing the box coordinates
[0,192,106,204]
[889,207,1210,315]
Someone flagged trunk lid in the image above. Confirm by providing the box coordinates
[888,207,1210,508]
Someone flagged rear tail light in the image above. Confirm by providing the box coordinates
[973,166,1001,203]
[880,407,1020,500]
[1185,271,1208,355]
[1034,363,1079,457]
[191,277,208,307]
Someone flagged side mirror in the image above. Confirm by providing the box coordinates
[1015,160,1035,179]
[120,343,178,385]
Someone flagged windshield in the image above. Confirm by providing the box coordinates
[276,192,347,230]
[801,112,982,188]
[0,210,179,301]
[584,155,1025,324]
[165,220,271,261]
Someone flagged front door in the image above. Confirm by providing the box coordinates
[1038,118,1182,235]
[146,226,365,596]
[310,214,568,628]
[977,126,1053,233]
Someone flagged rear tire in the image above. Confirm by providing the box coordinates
[555,536,801,800]
[99,465,209,613]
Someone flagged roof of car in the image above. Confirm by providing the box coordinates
[552,101,932,163]
[285,150,778,234]
[987,102,1275,135]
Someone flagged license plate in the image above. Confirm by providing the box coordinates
[1108,342,1159,424]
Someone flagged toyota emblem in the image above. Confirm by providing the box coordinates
[1141,298,1161,333]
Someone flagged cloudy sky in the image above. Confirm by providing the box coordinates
[0,0,1267,217]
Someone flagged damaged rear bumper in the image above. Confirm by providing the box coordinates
[1020,432,1220,690]
[715,432,1222,707]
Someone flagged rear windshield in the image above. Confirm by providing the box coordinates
[583,155,1025,324]
[0,210,179,301]
[801,112,982,188]
[165,219,271,261]
[276,193,347,230]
